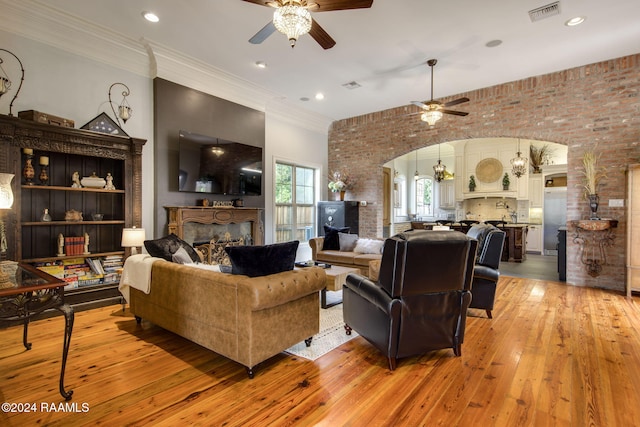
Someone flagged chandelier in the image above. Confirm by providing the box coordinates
[432,144,446,182]
[421,107,443,127]
[273,1,312,48]
[511,139,528,178]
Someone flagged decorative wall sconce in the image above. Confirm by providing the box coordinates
[108,83,132,128]
[121,226,146,255]
[0,49,25,117]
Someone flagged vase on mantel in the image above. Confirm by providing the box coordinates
[588,194,600,220]
[339,190,346,201]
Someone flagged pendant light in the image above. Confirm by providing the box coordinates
[511,139,528,178]
[414,150,420,180]
[433,144,446,182]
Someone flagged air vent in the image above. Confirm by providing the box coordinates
[342,81,362,90]
[529,2,561,22]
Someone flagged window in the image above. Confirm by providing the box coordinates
[416,176,434,217]
[275,162,316,243]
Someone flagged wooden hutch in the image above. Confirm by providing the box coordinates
[0,114,145,309]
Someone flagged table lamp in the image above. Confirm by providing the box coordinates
[121,227,145,255]
[0,173,14,285]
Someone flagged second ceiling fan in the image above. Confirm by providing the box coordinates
[243,0,373,49]
[412,59,469,126]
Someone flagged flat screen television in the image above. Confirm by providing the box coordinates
[178,130,263,195]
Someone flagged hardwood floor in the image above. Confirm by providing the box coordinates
[1,276,639,426]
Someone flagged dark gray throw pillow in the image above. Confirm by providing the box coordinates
[144,234,200,263]
[322,225,350,251]
[225,241,299,277]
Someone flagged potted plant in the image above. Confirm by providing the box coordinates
[529,144,553,173]
[580,150,607,219]
[502,173,510,191]
[468,175,476,192]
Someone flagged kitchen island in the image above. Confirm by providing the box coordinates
[410,221,528,262]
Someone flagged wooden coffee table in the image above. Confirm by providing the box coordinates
[321,265,360,309]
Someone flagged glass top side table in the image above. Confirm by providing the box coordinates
[0,262,74,400]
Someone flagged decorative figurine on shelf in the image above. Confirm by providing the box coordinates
[83,232,90,255]
[41,208,52,222]
[64,209,83,221]
[71,171,82,188]
[468,175,476,192]
[39,156,49,185]
[104,172,116,190]
[57,233,65,256]
[22,148,35,185]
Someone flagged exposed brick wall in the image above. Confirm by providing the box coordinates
[328,54,640,291]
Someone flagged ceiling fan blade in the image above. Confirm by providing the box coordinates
[249,21,276,44]
[443,97,469,108]
[441,109,469,116]
[313,0,374,11]
[411,101,428,109]
[309,18,336,49]
[241,0,273,7]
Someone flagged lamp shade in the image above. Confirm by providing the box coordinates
[121,227,146,248]
[0,173,14,209]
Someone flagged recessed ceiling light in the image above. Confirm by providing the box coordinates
[255,61,267,69]
[142,11,159,23]
[315,93,325,100]
[565,16,586,26]
[485,39,502,48]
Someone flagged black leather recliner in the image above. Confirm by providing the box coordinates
[342,230,478,370]
[466,223,506,319]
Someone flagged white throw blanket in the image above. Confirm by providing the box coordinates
[119,254,166,303]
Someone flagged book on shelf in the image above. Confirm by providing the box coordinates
[64,236,86,256]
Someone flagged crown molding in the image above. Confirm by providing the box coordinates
[0,0,151,76]
[1,0,332,134]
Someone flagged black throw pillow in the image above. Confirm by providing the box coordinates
[144,234,199,263]
[225,241,299,277]
[322,225,350,251]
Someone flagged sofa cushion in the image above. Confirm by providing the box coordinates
[144,234,200,263]
[225,240,299,277]
[354,238,384,254]
[339,232,359,251]
[354,253,382,266]
[171,246,195,264]
[322,225,350,250]
[316,250,357,265]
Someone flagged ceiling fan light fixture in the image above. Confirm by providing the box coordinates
[421,110,443,126]
[273,3,312,48]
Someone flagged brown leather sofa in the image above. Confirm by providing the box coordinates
[309,236,382,279]
[343,230,477,370]
[130,261,326,378]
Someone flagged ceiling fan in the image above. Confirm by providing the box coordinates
[242,0,374,49]
[411,59,469,126]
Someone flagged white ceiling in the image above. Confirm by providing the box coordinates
[39,0,640,121]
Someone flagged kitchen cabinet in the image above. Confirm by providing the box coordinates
[439,179,455,209]
[526,224,542,253]
[529,175,543,208]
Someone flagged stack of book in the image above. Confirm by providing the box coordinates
[102,255,124,284]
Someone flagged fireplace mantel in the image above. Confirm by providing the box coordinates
[165,206,264,246]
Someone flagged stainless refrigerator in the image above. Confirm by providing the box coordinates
[543,188,567,255]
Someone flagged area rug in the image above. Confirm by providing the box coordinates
[285,301,359,361]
